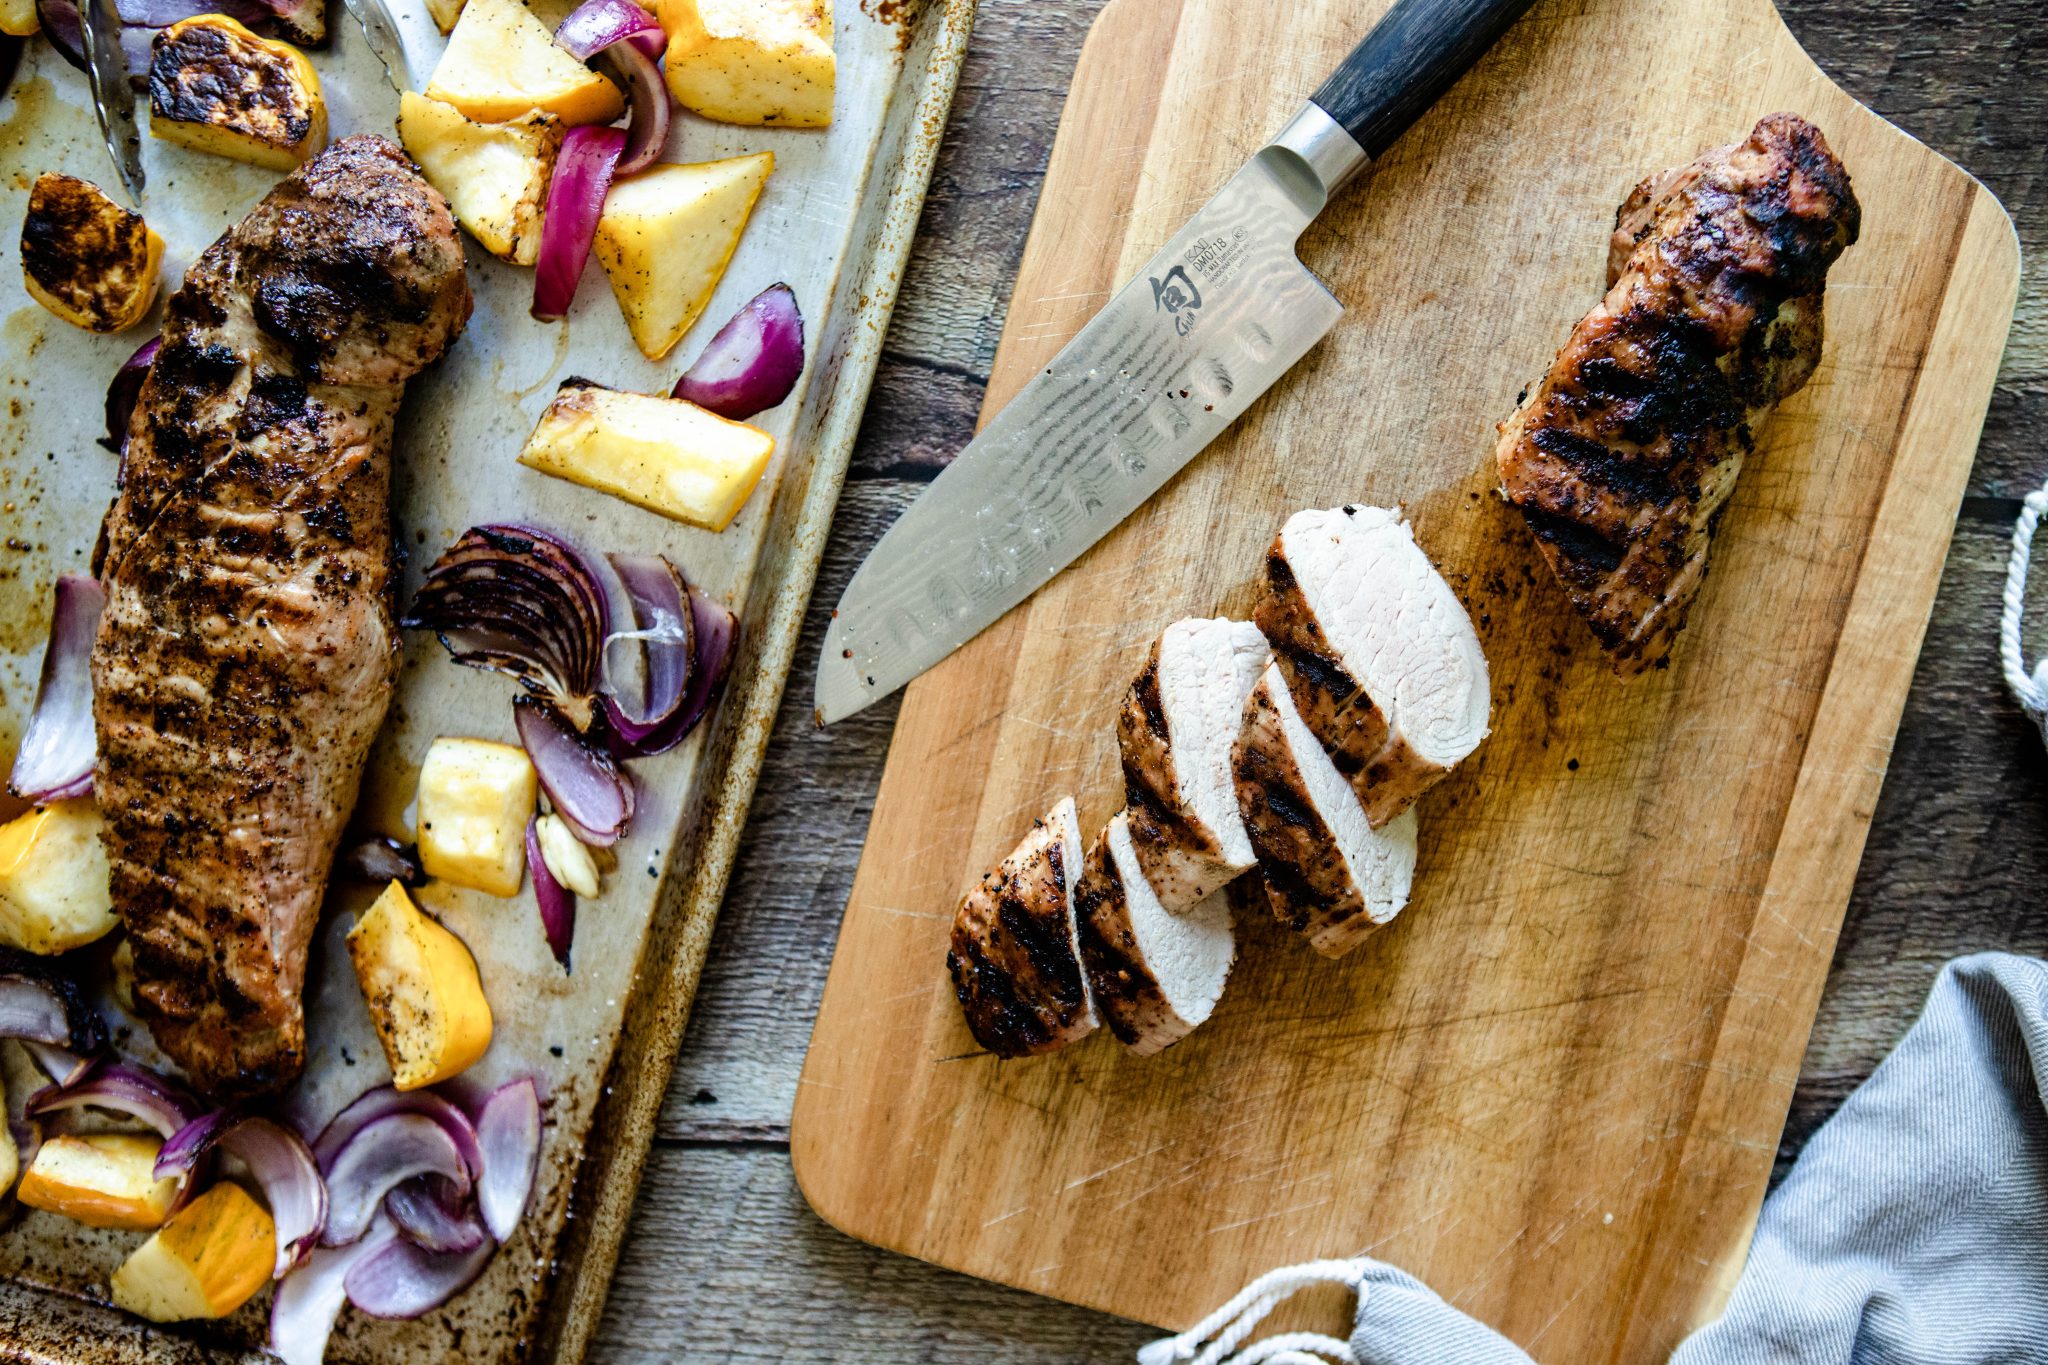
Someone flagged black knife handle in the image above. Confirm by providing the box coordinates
[1310,0,1537,159]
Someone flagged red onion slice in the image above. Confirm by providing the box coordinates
[155,1108,232,1183]
[514,698,635,846]
[0,981,77,1050]
[312,1085,483,1180]
[321,1112,471,1246]
[20,1041,92,1088]
[344,1231,496,1320]
[598,43,668,176]
[10,575,105,803]
[0,954,109,1055]
[27,1060,201,1139]
[271,1220,399,1365]
[610,584,738,758]
[526,818,575,969]
[474,1077,541,1244]
[223,1117,329,1275]
[674,284,806,420]
[532,126,625,322]
[102,334,159,457]
[386,1177,489,1254]
[552,0,662,60]
[600,555,695,748]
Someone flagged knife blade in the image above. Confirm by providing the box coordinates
[816,0,1537,724]
[78,0,143,202]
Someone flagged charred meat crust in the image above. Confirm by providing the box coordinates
[1254,538,1395,799]
[947,816,1090,1058]
[1073,829,1177,1053]
[1116,645,1223,903]
[1496,113,1861,676]
[1231,678,1364,942]
[91,136,468,1100]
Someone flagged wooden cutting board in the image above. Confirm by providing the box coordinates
[791,0,2020,1356]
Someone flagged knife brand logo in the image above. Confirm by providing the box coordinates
[1150,265,1202,336]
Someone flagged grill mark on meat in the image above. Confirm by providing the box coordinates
[91,137,469,1100]
[1497,113,1859,675]
[946,802,1094,1057]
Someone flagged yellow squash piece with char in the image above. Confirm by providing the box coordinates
[416,736,537,897]
[0,799,119,955]
[397,92,564,266]
[110,1182,276,1323]
[347,881,494,1090]
[19,1134,177,1230]
[426,0,625,125]
[520,381,774,531]
[658,0,833,128]
[18,173,162,333]
[0,0,35,38]
[148,16,327,171]
[592,152,773,360]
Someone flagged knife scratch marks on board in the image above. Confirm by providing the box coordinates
[1061,1140,1180,1193]
[867,903,945,921]
[1203,1196,1333,1238]
[981,1203,1033,1229]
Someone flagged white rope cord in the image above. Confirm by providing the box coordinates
[2002,485,2048,744]
[1137,1258,1368,1365]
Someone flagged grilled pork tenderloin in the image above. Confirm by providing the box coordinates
[946,796,1097,1057]
[1234,662,1419,958]
[1257,505,1489,827]
[1075,811,1235,1057]
[1496,113,1861,675]
[1116,618,1270,912]
[92,137,471,1099]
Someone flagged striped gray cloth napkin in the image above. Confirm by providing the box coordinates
[1144,953,2048,1365]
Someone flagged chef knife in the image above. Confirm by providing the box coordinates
[815,0,1536,725]
[78,0,143,201]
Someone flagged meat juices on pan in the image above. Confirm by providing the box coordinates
[947,796,1097,1057]
[1496,113,1861,676]
[1117,618,1269,912]
[92,137,471,1099]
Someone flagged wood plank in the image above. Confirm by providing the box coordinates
[789,0,2021,1354]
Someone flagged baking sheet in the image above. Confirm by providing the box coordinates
[0,0,974,1357]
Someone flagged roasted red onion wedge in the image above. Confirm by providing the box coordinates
[674,284,805,420]
[618,582,737,757]
[601,554,695,751]
[271,1220,400,1365]
[344,1230,496,1320]
[0,961,105,1056]
[474,1077,541,1243]
[313,1085,484,1180]
[386,1177,490,1254]
[321,1112,471,1246]
[554,0,668,174]
[27,1059,203,1139]
[339,836,426,887]
[527,818,575,968]
[20,1040,93,1088]
[515,697,635,846]
[10,575,105,803]
[552,0,663,60]
[228,1117,329,1274]
[532,125,626,322]
[102,334,159,456]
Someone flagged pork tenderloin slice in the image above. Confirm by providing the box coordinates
[1117,618,1270,913]
[1076,811,1236,1057]
[1257,505,1490,826]
[946,796,1097,1057]
[1233,662,1418,958]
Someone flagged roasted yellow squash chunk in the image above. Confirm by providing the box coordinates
[18,173,162,333]
[19,1134,177,1231]
[0,799,119,955]
[519,381,774,531]
[397,91,563,265]
[416,736,537,897]
[148,16,327,171]
[348,881,494,1091]
[111,1182,276,1323]
[659,0,833,128]
[592,151,773,360]
[426,0,624,125]
[0,0,36,38]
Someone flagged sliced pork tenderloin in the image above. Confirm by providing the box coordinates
[1116,618,1271,912]
[1076,811,1236,1057]
[1257,505,1490,827]
[1233,662,1419,958]
[946,796,1097,1057]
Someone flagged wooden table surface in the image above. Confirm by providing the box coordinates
[591,2,2048,1359]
